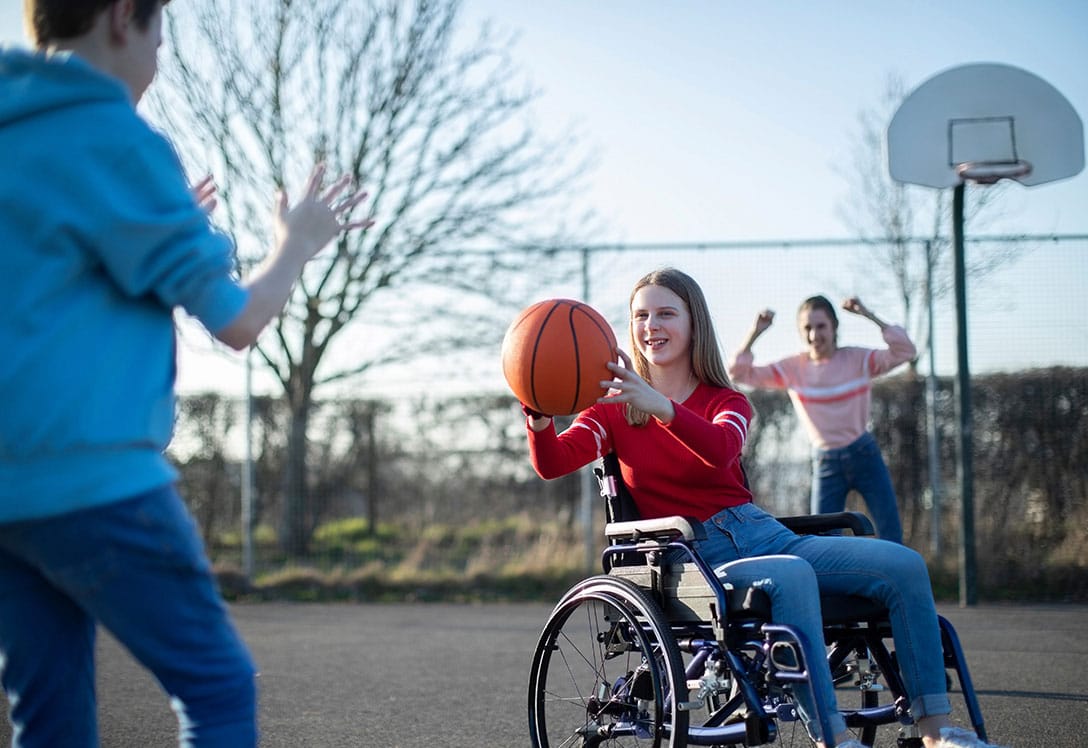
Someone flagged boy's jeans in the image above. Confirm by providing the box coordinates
[0,485,256,748]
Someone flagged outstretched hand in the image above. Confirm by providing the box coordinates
[191,174,218,215]
[274,163,374,261]
[213,164,375,352]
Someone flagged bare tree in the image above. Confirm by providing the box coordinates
[153,0,590,554]
[837,73,1019,369]
[170,394,240,543]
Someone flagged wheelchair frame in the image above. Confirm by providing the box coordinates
[527,459,988,747]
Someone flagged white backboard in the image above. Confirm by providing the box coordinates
[888,63,1084,188]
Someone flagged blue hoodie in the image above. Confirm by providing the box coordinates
[0,48,248,522]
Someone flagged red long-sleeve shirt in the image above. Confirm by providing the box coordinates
[528,383,753,522]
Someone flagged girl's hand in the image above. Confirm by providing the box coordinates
[753,309,775,334]
[842,296,869,316]
[521,403,552,432]
[842,297,889,329]
[599,350,674,422]
[739,309,774,352]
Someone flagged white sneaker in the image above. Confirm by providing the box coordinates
[937,726,1009,748]
[836,740,867,748]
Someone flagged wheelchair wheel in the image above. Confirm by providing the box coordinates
[528,575,689,747]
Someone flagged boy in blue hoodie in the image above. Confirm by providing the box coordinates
[0,2,372,745]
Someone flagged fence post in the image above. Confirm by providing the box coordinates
[952,185,977,606]
[242,349,255,581]
[924,239,941,555]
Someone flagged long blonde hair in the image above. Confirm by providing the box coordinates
[625,268,732,426]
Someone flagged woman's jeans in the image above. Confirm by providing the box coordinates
[811,431,903,543]
[693,502,951,742]
[0,486,257,748]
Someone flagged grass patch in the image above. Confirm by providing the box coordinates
[213,514,588,603]
[212,516,1088,604]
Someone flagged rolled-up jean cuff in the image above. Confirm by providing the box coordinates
[910,693,952,720]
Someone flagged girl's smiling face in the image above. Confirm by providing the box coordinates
[631,284,692,369]
[799,307,836,360]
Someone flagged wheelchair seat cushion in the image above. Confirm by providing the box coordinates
[818,594,888,625]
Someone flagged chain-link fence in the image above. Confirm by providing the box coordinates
[172,234,1088,601]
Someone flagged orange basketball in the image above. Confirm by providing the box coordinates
[501,299,618,416]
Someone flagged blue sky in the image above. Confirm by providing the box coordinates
[452,1,1088,242]
[3,1,1086,394]
[4,1,1084,240]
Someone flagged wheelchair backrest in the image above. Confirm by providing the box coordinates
[594,452,641,523]
[594,451,753,524]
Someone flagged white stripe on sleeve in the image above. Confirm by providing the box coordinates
[713,410,748,444]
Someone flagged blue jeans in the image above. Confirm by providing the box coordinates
[812,431,903,543]
[693,502,951,742]
[0,486,257,748]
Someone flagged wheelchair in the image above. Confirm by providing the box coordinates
[527,457,988,747]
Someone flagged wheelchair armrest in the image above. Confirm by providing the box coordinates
[778,511,875,537]
[605,516,707,544]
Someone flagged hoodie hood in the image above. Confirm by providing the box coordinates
[0,46,129,129]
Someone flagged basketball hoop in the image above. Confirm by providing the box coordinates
[886,62,1085,608]
[954,159,1033,185]
[887,63,1083,189]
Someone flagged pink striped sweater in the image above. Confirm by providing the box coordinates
[728,326,916,449]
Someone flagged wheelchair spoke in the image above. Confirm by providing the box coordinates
[529,576,688,747]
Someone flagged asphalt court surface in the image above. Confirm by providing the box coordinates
[2,602,1086,746]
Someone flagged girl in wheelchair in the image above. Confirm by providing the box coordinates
[522,267,1002,748]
